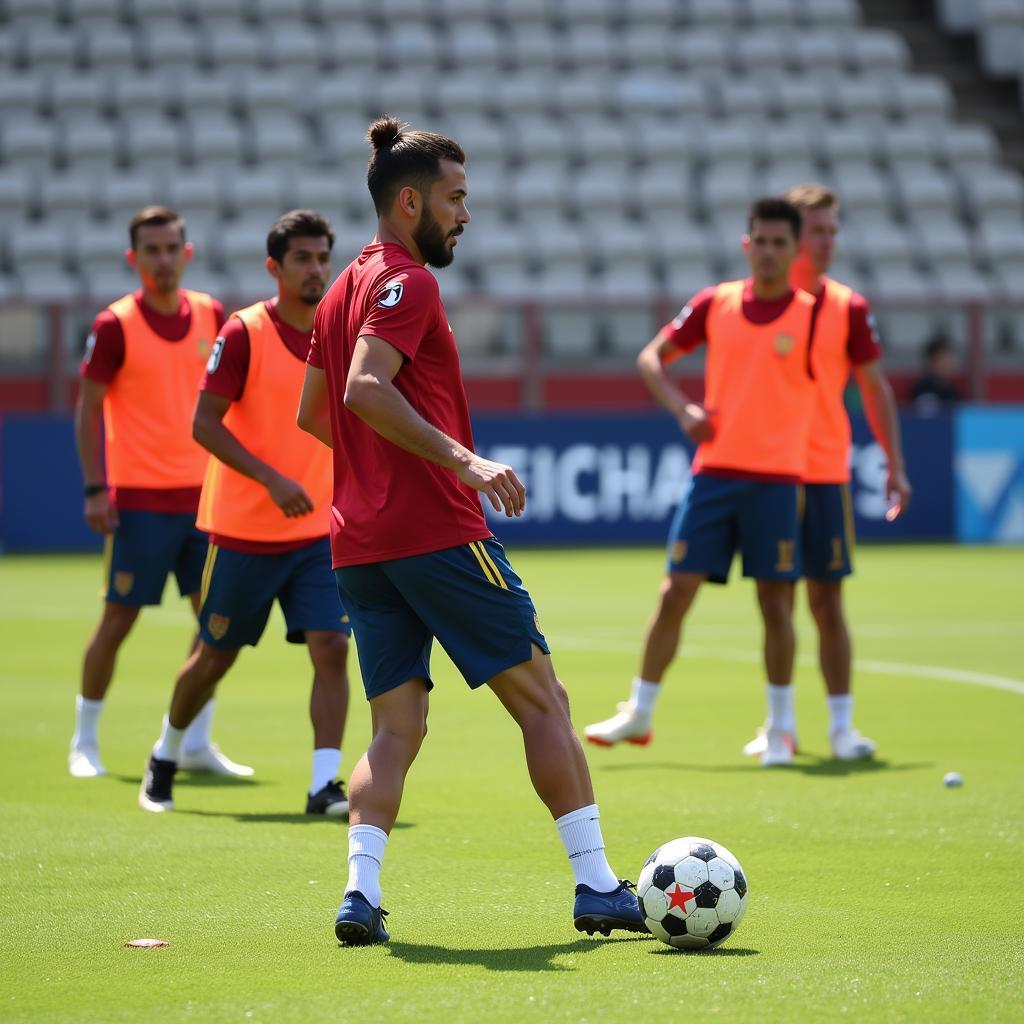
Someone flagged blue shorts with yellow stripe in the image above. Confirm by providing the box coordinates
[199,536,350,649]
[103,509,208,607]
[800,483,855,580]
[667,474,802,584]
[334,537,549,700]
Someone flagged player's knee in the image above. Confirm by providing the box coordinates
[308,631,349,674]
[99,603,139,642]
[195,643,237,681]
[661,575,698,613]
[757,584,793,629]
[807,585,844,630]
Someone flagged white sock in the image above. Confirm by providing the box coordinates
[346,824,388,908]
[766,683,795,735]
[72,695,103,748]
[152,715,185,764]
[182,699,215,754]
[310,747,341,795]
[555,803,620,893]
[828,694,853,734]
[629,677,660,718]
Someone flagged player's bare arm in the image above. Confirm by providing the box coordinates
[74,376,118,534]
[853,360,912,518]
[345,334,525,517]
[297,364,334,449]
[193,391,314,518]
[636,331,714,443]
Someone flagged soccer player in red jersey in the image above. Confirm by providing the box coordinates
[297,117,644,945]
[71,206,249,780]
[741,184,911,762]
[585,198,820,767]
[139,211,352,816]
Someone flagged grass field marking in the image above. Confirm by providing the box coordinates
[552,636,1024,696]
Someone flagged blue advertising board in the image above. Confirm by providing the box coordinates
[955,406,1024,543]
[474,411,955,545]
[0,409,971,552]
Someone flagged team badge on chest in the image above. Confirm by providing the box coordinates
[773,333,795,356]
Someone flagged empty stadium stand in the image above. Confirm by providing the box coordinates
[0,0,1022,368]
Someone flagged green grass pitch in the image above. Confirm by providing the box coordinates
[1,545,1022,1023]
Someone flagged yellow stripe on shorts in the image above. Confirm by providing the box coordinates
[199,544,218,606]
[841,484,856,556]
[468,541,501,587]
[99,534,113,597]
[475,541,508,590]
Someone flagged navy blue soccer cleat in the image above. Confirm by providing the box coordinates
[334,890,389,946]
[573,879,648,936]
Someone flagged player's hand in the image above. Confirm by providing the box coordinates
[678,403,714,443]
[84,490,118,534]
[267,472,315,518]
[457,456,526,518]
[885,466,912,521]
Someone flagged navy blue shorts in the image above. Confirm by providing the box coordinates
[667,474,802,584]
[801,483,855,580]
[103,509,208,607]
[334,537,550,700]
[199,537,350,649]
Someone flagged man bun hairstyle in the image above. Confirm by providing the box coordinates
[365,115,466,215]
[266,209,335,264]
[783,182,839,213]
[129,205,185,249]
[747,196,802,239]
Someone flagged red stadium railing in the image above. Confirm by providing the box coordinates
[1,297,1023,414]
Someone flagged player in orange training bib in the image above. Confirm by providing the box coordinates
[139,211,352,818]
[741,183,911,763]
[71,206,248,781]
[584,198,820,768]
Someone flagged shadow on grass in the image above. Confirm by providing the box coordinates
[649,945,759,957]
[175,809,415,828]
[598,758,929,778]
[109,772,262,788]
[381,935,651,971]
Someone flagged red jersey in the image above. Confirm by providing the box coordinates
[309,242,490,568]
[81,289,226,513]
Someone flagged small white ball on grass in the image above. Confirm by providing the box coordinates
[943,772,963,788]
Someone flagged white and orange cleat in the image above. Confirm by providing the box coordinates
[742,723,799,759]
[760,728,796,767]
[584,703,653,748]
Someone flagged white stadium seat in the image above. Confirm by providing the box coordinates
[122,116,183,168]
[49,73,105,118]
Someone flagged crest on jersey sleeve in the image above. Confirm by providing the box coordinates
[84,332,97,363]
[207,337,225,373]
[670,305,693,331]
[377,280,404,308]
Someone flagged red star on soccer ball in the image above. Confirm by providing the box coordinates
[667,883,694,912]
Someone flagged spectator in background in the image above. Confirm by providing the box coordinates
[910,335,961,414]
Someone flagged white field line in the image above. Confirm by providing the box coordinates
[551,636,1024,697]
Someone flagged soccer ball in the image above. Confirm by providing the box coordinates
[637,836,749,951]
